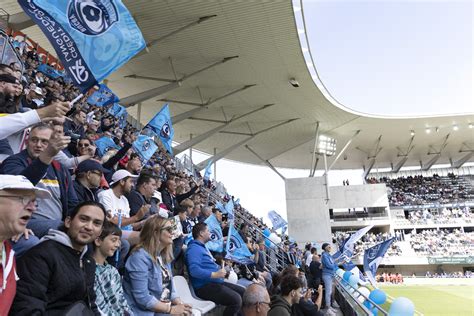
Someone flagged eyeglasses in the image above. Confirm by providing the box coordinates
[78,143,90,148]
[0,195,36,206]
[160,225,176,233]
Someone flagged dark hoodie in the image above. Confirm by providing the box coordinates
[268,295,292,316]
[11,230,99,315]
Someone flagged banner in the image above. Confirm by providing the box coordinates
[268,210,287,230]
[427,256,474,265]
[225,225,253,264]
[87,84,119,107]
[132,135,158,164]
[204,214,224,253]
[145,104,174,154]
[95,136,120,157]
[18,0,145,92]
[363,238,395,286]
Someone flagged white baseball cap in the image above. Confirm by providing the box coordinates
[0,175,51,199]
[109,169,138,186]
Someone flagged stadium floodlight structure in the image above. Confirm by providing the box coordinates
[317,135,337,156]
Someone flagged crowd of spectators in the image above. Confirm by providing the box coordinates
[0,35,336,316]
[424,271,473,278]
[409,228,473,256]
[406,207,473,225]
[375,272,403,284]
[367,174,474,206]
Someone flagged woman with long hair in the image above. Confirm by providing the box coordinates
[123,217,193,315]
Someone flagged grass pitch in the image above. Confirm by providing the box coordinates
[379,285,474,316]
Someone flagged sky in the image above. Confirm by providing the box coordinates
[179,0,472,225]
[297,0,472,117]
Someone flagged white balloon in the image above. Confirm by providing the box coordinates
[357,287,371,303]
[268,233,281,245]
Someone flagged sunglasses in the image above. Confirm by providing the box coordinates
[78,143,90,148]
[160,225,177,234]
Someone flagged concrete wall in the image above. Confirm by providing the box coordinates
[285,177,332,245]
[328,184,389,209]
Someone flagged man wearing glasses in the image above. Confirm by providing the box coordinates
[0,174,51,314]
[242,283,271,316]
[0,123,78,241]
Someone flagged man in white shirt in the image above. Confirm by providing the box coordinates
[98,169,148,245]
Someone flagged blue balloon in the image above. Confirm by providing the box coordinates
[263,229,271,237]
[343,271,353,282]
[389,297,415,316]
[348,275,359,288]
[372,307,379,316]
[363,300,373,310]
[369,289,387,305]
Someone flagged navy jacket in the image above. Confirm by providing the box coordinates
[0,149,78,218]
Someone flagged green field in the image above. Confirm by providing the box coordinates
[379,285,474,316]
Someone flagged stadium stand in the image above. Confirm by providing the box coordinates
[0,4,472,316]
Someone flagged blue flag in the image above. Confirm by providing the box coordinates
[215,201,226,213]
[204,214,224,253]
[333,225,373,262]
[225,225,253,264]
[18,0,145,92]
[267,210,287,230]
[87,84,119,107]
[37,63,64,79]
[145,104,174,154]
[95,136,120,157]
[203,161,212,181]
[132,135,158,164]
[225,200,235,222]
[363,238,395,286]
[108,103,128,128]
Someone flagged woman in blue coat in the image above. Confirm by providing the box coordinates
[321,243,339,315]
[123,217,193,315]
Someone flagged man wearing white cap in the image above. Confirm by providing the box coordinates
[0,174,51,314]
[98,169,148,246]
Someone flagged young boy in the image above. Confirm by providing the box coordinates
[93,221,131,315]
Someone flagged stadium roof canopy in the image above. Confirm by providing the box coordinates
[4,0,473,173]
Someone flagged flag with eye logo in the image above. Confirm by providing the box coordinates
[225,225,253,264]
[132,135,158,164]
[88,84,119,107]
[95,136,120,157]
[145,104,174,154]
[18,0,146,93]
[204,214,223,253]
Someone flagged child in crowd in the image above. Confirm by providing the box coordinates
[93,221,132,315]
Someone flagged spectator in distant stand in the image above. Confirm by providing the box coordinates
[0,175,51,314]
[242,283,271,316]
[268,274,302,316]
[186,222,245,316]
[11,201,105,315]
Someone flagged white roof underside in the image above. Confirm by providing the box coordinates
[4,0,473,170]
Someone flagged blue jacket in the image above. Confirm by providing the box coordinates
[185,240,223,289]
[0,149,78,219]
[123,248,179,316]
[321,251,338,275]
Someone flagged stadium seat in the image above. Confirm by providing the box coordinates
[173,276,216,314]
